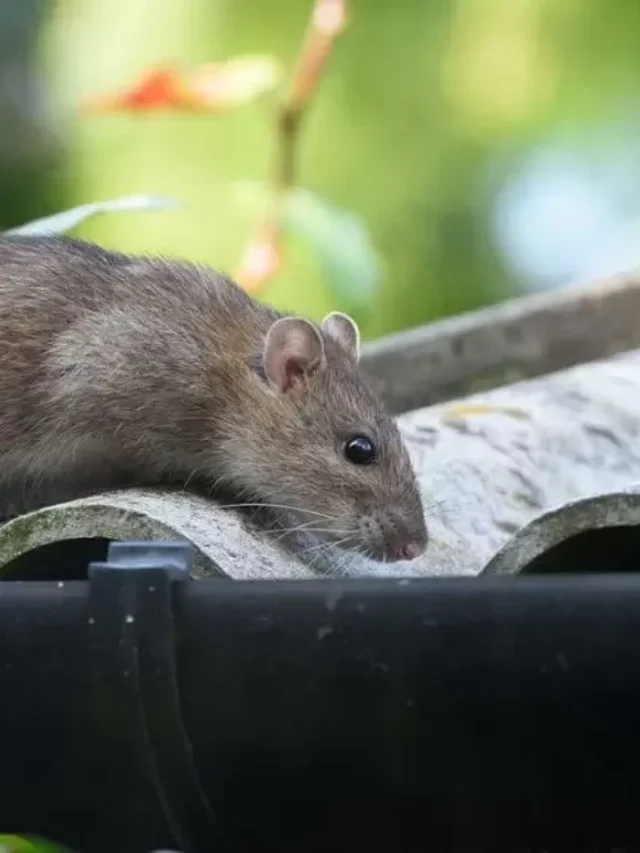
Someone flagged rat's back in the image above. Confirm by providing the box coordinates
[0,236,134,510]
[0,235,141,427]
[0,234,213,324]
[0,235,271,514]
[0,236,119,414]
[0,235,141,359]
[0,233,266,376]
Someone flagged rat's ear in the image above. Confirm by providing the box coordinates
[321,311,360,362]
[263,317,325,393]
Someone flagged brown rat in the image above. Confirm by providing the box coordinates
[0,234,427,563]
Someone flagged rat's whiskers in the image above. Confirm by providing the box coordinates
[209,501,336,520]
[302,535,357,571]
[267,524,351,541]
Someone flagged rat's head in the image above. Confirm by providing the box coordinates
[227,311,428,563]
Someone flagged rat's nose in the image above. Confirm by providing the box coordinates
[400,541,424,560]
[388,537,426,562]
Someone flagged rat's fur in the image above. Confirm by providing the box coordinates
[0,235,427,562]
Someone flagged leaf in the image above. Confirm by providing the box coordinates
[0,836,71,853]
[82,56,282,113]
[6,194,180,237]
[281,188,382,311]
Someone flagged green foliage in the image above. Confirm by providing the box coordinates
[0,836,71,853]
[282,188,382,317]
[3,0,640,338]
[0,839,181,853]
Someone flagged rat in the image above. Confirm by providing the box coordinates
[0,234,428,563]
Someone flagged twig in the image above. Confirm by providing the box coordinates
[235,0,349,292]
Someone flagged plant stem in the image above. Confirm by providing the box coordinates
[236,0,348,291]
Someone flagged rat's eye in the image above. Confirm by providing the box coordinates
[344,435,376,465]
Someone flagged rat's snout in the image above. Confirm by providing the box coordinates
[387,538,425,562]
[360,504,428,563]
[384,529,428,562]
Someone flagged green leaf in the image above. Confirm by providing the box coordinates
[281,188,382,313]
[0,835,72,853]
[6,194,180,237]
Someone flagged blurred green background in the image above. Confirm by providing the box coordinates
[2,0,640,340]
